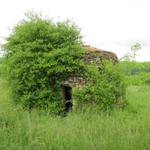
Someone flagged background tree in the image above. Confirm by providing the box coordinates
[121,42,141,61]
[130,42,141,61]
[3,12,85,113]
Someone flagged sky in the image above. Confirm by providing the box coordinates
[0,0,150,61]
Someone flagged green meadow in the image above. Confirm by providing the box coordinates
[0,61,150,150]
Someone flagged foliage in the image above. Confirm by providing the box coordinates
[0,73,150,149]
[121,42,141,61]
[3,12,125,113]
[124,72,150,86]
[74,61,126,111]
[4,13,85,113]
[119,61,150,86]
[119,61,150,75]
[130,42,141,60]
[120,52,132,61]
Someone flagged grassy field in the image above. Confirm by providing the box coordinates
[0,71,150,149]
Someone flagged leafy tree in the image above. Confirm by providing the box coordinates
[4,12,85,113]
[131,42,141,60]
[121,42,141,61]
[120,53,132,61]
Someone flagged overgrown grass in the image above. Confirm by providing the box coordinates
[123,72,150,86]
[0,72,150,149]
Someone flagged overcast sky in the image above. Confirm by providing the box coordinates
[0,0,150,61]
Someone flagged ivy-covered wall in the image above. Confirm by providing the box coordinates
[62,46,125,111]
[3,13,126,114]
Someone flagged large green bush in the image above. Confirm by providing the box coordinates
[4,13,125,114]
[74,61,125,111]
[4,13,85,112]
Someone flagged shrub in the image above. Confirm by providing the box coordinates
[4,13,85,112]
[74,61,126,111]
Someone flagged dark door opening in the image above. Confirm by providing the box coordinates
[63,86,72,112]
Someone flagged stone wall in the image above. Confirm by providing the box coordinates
[83,45,118,65]
[62,45,120,111]
[62,45,118,87]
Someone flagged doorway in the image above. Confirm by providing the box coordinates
[62,85,72,112]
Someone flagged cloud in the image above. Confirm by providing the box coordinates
[0,0,150,61]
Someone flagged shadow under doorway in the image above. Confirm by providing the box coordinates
[62,85,72,112]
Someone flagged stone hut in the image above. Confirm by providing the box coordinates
[61,45,119,112]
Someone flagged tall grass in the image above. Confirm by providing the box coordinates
[0,60,150,149]
[0,74,150,149]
